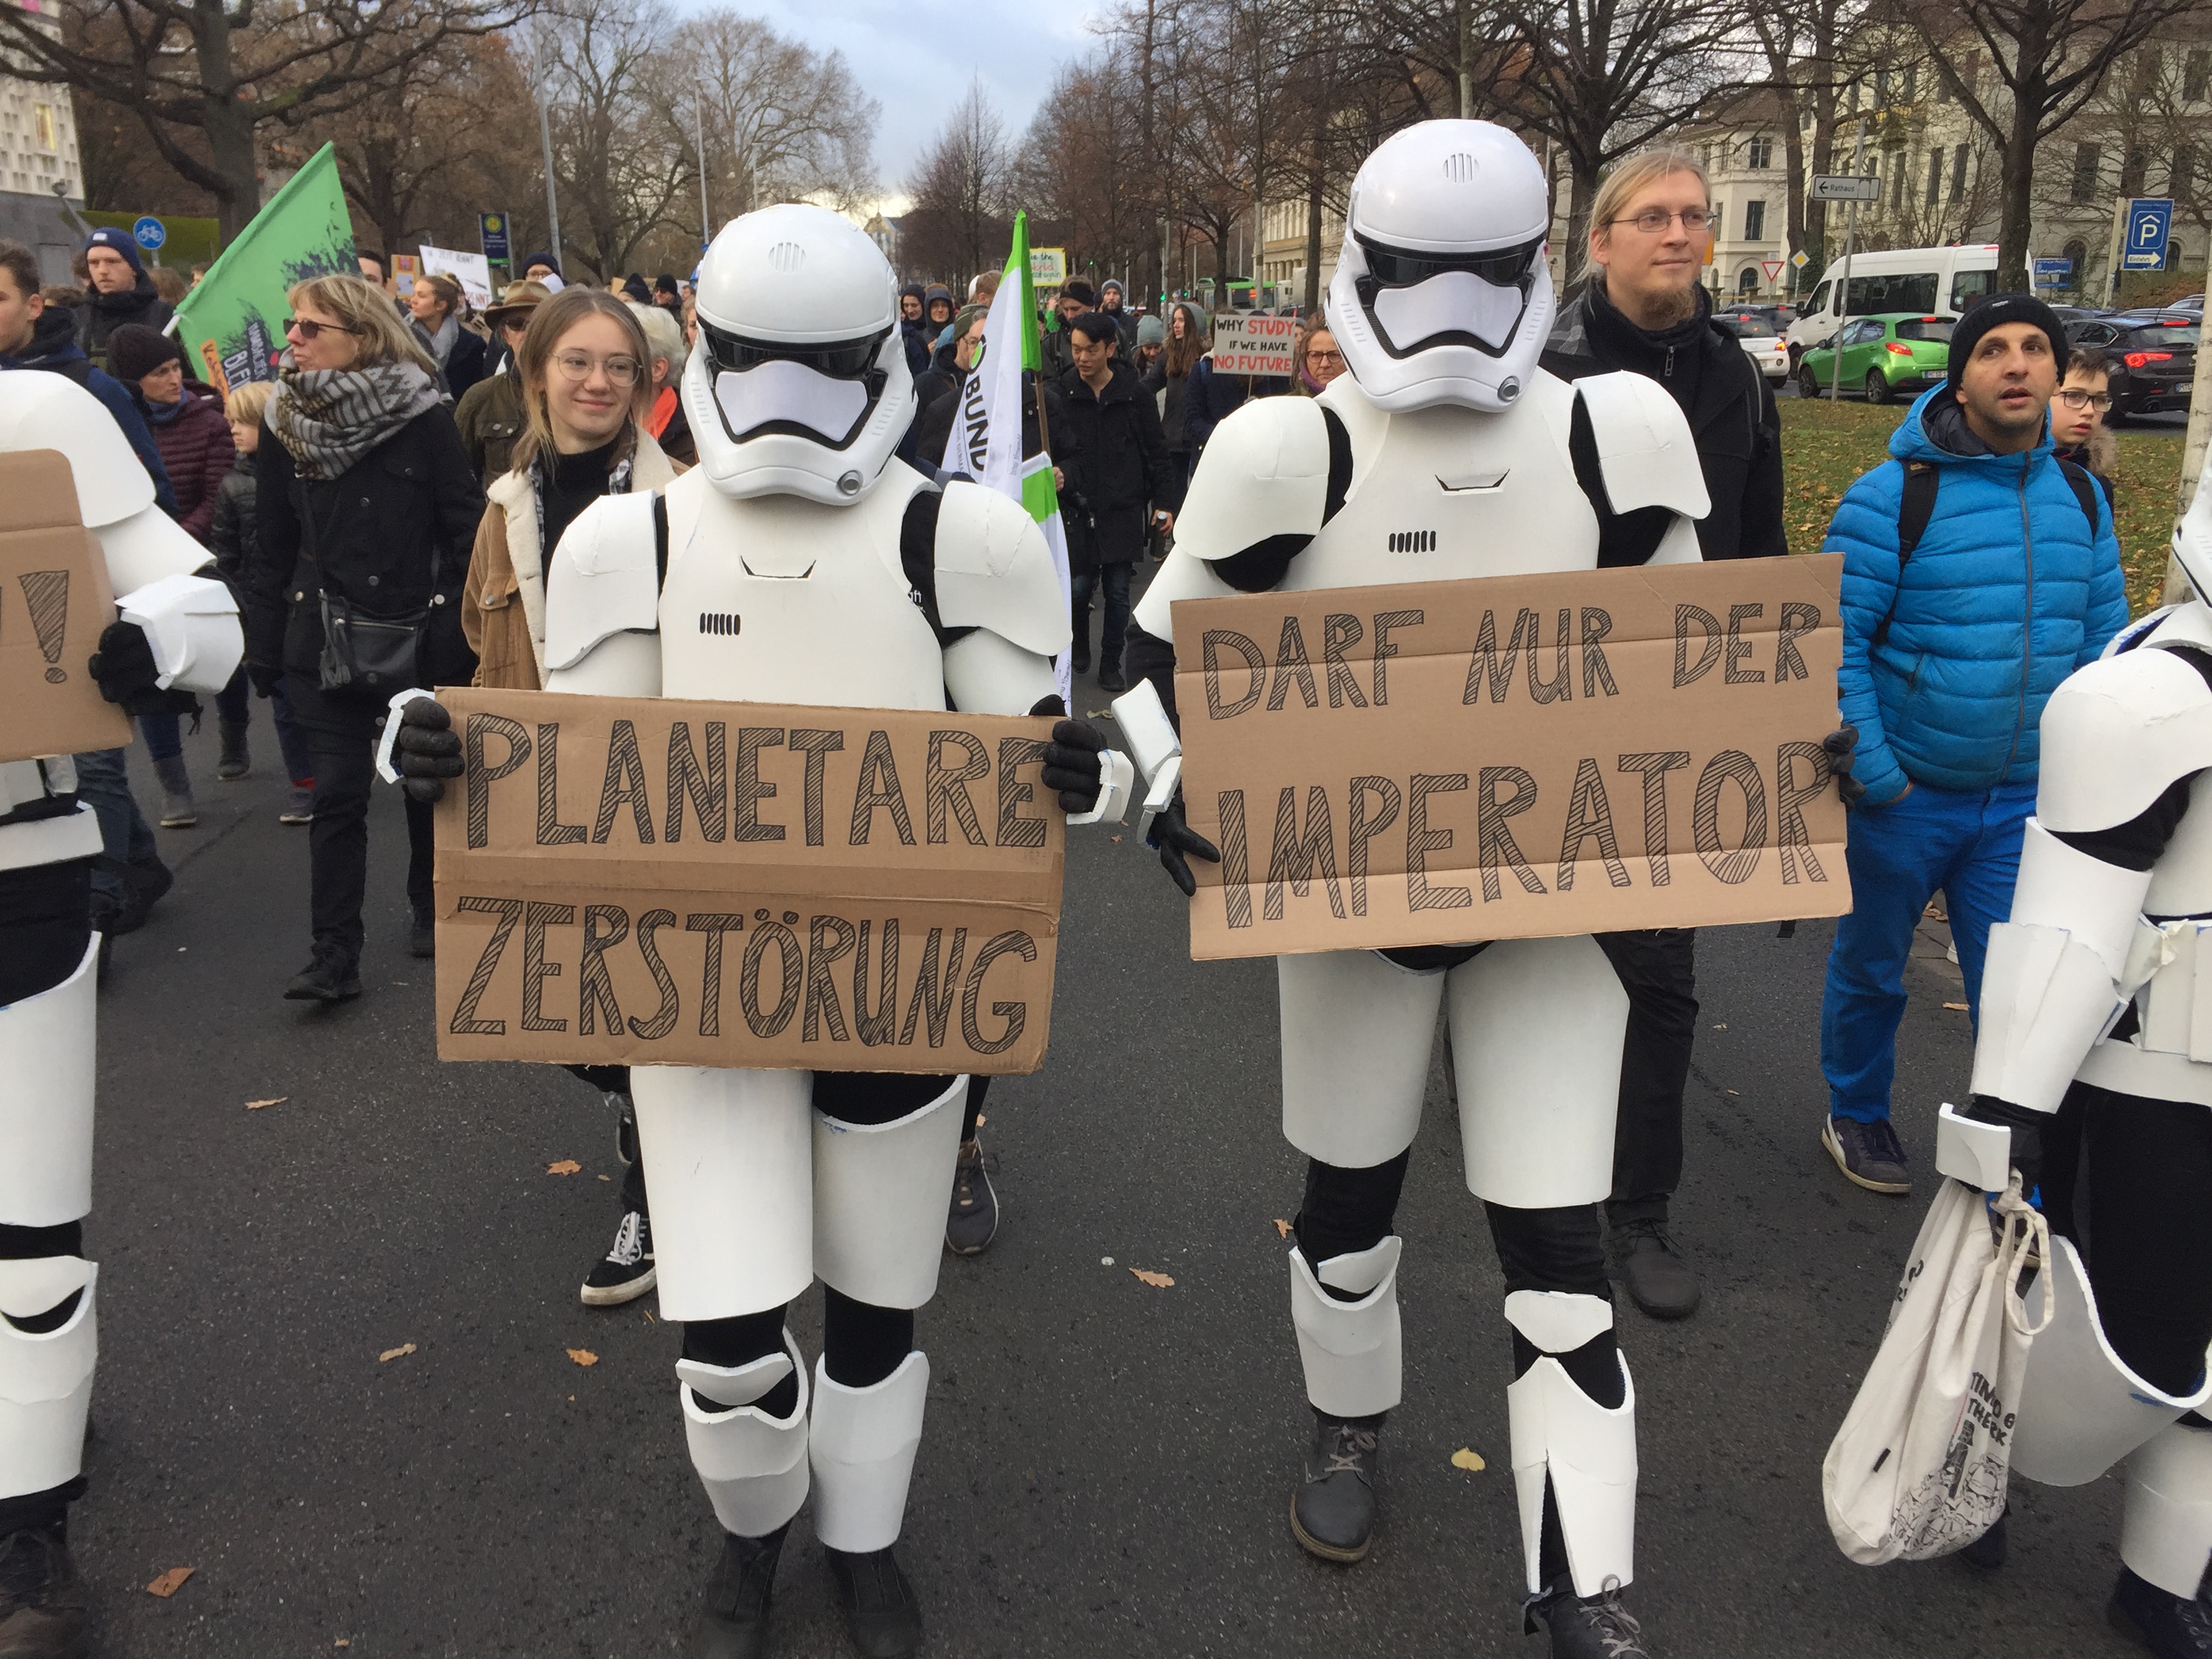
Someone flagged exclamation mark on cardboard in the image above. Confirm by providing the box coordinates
[19,571,68,683]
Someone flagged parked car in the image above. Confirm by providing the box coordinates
[1713,309,1790,380]
[2064,312,2198,422]
[2048,304,2110,326]
[1795,312,1952,405]
[1786,244,1998,366]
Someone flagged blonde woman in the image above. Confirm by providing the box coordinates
[242,272,485,1001]
[409,270,489,399]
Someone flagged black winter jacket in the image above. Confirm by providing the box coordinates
[1540,281,1786,564]
[207,452,258,585]
[444,327,491,402]
[245,405,486,688]
[76,278,173,367]
[1055,359,1181,573]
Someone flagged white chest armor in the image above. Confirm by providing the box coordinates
[657,464,945,712]
[1293,374,1599,591]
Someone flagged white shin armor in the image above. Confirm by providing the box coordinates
[810,1349,929,1554]
[0,1257,96,1500]
[813,1076,968,1312]
[1504,1290,1636,1597]
[2122,1420,2212,1598]
[0,937,98,1229]
[680,1331,811,1539]
[2012,1237,2212,1487]
[1288,1238,1404,1418]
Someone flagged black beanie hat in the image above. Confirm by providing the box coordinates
[1947,293,2069,390]
[106,322,183,384]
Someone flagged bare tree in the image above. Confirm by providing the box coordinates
[0,0,533,240]
[528,0,688,282]
[675,9,877,227]
[903,81,1012,282]
[1749,0,1863,274]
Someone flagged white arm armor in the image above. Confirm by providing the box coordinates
[117,571,241,694]
[1108,676,1183,838]
[1572,371,1711,523]
[931,481,1067,658]
[541,493,663,693]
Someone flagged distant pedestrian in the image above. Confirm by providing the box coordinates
[1099,277,1139,354]
[653,273,682,316]
[1292,308,1344,394]
[455,280,551,485]
[1042,279,1096,381]
[1160,300,1205,489]
[914,302,989,465]
[627,298,695,466]
[358,250,393,293]
[970,268,1001,309]
[1134,311,1166,384]
[520,251,565,291]
[409,272,489,401]
[148,264,187,307]
[899,282,931,375]
[75,227,172,368]
[621,273,652,305]
[2049,346,2118,508]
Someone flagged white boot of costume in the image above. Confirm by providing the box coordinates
[2123,1419,2212,1598]
[810,1350,930,1554]
[679,1330,812,1538]
[1504,1290,1637,1597]
[1288,1237,1404,1418]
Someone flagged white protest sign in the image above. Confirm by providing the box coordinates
[1210,311,1298,377]
[419,245,494,308]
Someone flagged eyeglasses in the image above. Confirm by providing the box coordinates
[1307,349,1345,367]
[499,316,532,335]
[2055,388,2113,411]
[1611,207,1714,234]
[283,316,359,341]
[553,350,642,386]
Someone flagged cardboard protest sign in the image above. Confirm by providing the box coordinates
[0,452,131,764]
[433,689,1067,1074]
[1210,312,1298,376]
[1170,555,1849,960]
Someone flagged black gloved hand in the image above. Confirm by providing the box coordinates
[1965,1094,2045,1196]
[1824,724,1866,804]
[247,661,281,698]
[1040,719,1107,813]
[392,696,463,803]
[87,620,201,718]
[1148,792,1221,897]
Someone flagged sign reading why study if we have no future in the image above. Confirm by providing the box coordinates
[1170,555,1851,961]
[431,689,1067,1075]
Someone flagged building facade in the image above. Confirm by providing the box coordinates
[0,2,85,283]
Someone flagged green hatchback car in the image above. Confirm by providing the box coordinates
[1796,313,1954,405]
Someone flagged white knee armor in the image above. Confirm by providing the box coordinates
[681,1331,812,1538]
[1288,1238,1404,1418]
[1504,1291,1636,1597]
[0,1258,96,1501]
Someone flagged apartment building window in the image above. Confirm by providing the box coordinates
[2191,49,2212,102]
[1951,144,1969,202]
[1875,70,1891,106]
[1926,150,1942,205]
[2177,146,2198,201]
[1746,135,1773,169]
[32,104,57,152]
[1744,199,1765,240]
[2123,148,2148,196]
[1891,151,1906,209]
[1902,65,1917,102]
[2072,142,2102,204]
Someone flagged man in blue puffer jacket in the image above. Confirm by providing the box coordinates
[1819,293,2128,1194]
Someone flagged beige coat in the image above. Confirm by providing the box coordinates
[461,433,676,690]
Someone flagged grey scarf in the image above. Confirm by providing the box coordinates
[268,361,441,481]
[415,312,459,368]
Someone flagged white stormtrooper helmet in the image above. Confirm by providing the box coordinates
[686,203,916,504]
[1328,120,1555,414]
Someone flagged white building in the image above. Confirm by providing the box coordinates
[0,2,86,282]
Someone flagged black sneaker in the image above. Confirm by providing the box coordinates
[409,910,435,958]
[283,943,362,1003]
[0,1524,89,1659]
[689,1522,788,1659]
[1528,1579,1652,1658]
[2109,1567,2212,1656]
[1824,1115,1911,1194]
[582,1209,656,1306]
[1290,1413,1380,1563]
[615,1096,639,1166]
[945,1136,999,1256]
[825,1544,922,1658]
[1611,1218,1701,1319]
[1097,662,1127,694]
[104,856,173,937]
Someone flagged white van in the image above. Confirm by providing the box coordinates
[1785,245,2001,363]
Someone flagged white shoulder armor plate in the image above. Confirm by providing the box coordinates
[2038,643,2212,832]
[542,493,662,673]
[0,376,155,529]
[1573,371,1711,520]
[933,480,1067,658]
[1172,394,1332,563]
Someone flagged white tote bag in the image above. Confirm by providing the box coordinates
[1822,1175,2051,1565]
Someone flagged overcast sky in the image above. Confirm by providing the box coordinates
[709,0,1105,213]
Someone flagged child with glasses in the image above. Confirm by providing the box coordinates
[2049,346,2118,512]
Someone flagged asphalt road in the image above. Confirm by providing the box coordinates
[69,688,2146,1659]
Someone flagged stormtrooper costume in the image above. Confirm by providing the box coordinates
[396,204,1120,1659]
[1938,453,2212,1655]
[1110,121,1721,1656]
[0,375,241,1645]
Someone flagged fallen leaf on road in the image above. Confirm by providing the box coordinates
[567,1347,599,1366]
[546,1159,582,1175]
[597,1174,611,1181]
[146,1567,194,1597]
[1711,1023,1727,1031]
[1130,1269,1174,1288]
[378,1343,415,1363]
[1273,1218,1293,1239]
[335,1643,350,1650]
[245,1097,288,1110]
[1943,1002,1969,1012]
[1451,1448,1486,1472]
[975,1113,986,1126]
[1110,835,1122,842]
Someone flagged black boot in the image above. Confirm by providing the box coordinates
[409,907,435,958]
[1610,1217,1700,1319]
[1528,1579,1653,1658]
[1290,1412,1381,1562]
[217,720,251,781]
[688,1522,788,1659]
[2109,1567,2212,1656]
[283,941,361,1002]
[1071,639,1092,676]
[0,1523,89,1659]
[825,1544,923,1658]
[1096,659,1126,694]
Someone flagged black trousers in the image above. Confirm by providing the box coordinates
[0,857,94,1532]
[682,1072,956,1431]
[287,678,433,961]
[2043,1081,2212,1397]
[1595,928,1700,1226]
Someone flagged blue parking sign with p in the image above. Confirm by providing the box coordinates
[2125,199,2173,270]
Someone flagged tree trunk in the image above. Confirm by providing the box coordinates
[193,0,260,242]
[1999,93,2039,292]
[1304,158,1324,312]
[1564,150,1601,281]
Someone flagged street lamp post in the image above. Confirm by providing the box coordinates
[536,79,562,269]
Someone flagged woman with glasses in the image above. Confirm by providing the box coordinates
[1292,307,1346,394]
[2049,348,2119,510]
[1538,149,1789,1326]
[243,273,486,1002]
[457,285,678,1309]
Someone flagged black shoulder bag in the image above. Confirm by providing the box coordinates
[305,480,428,695]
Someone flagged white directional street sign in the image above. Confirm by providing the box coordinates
[1810,174,1881,203]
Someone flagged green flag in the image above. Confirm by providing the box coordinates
[171,143,356,396]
